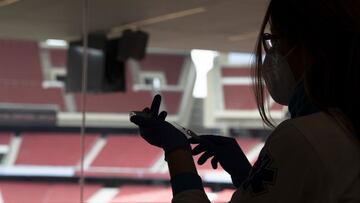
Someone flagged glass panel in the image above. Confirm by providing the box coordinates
[0,1,274,202]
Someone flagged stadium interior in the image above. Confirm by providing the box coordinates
[0,0,289,202]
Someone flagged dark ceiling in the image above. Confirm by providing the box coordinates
[0,0,268,52]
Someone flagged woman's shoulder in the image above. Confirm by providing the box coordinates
[270,111,360,197]
[232,112,360,203]
[273,111,360,156]
[285,111,359,150]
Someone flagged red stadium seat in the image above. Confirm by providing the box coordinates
[160,91,182,114]
[40,183,100,202]
[0,182,49,203]
[49,49,67,67]
[74,90,153,113]
[0,181,100,203]
[139,54,186,85]
[0,133,12,145]
[0,39,65,110]
[73,53,186,114]
[0,40,42,80]
[223,85,257,110]
[0,85,64,110]
[15,133,97,166]
[73,62,153,113]
[221,67,251,77]
[91,135,162,168]
[110,185,172,203]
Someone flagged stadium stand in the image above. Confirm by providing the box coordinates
[49,49,67,68]
[72,58,154,113]
[15,133,97,166]
[110,186,236,203]
[73,53,187,114]
[139,54,186,85]
[0,133,11,145]
[91,135,162,168]
[3,132,262,178]
[0,181,101,203]
[220,66,284,111]
[0,40,42,81]
[80,134,171,180]
[0,39,262,202]
[0,181,235,203]
[0,85,64,109]
[160,90,183,114]
[0,39,189,117]
[74,90,154,113]
[223,85,257,110]
[0,133,11,164]
[221,66,251,77]
[0,39,65,110]
[204,62,286,129]
[110,185,173,203]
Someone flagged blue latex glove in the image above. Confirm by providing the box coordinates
[190,135,252,187]
[130,95,191,158]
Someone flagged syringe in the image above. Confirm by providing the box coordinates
[173,122,198,139]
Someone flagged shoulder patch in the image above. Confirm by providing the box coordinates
[242,149,278,196]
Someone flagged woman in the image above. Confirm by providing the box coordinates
[130,0,360,202]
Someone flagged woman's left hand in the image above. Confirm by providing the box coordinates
[130,95,191,157]
[190,135,252,187]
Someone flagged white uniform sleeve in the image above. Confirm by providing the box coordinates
[172,120,328,203]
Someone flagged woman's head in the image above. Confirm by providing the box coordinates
[253,0,360,138]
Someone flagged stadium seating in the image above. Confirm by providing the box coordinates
[0,39,188,114]
[110,186,234,203]
[82,135,165,178]
[110,185,173,203]
[0,85,64,110]
[220,66,284,111]
[73,53,187,114]
[49,49,67,68]
[15,133,97,166]
[74,90,154,113]
[0,133,11,145]
[223,85,257,110]
[0,39,65,110]
[221,66,252,77]
[0,182,235,203]
[160,90,183,114]
[0,181,101,203]
[221,66,258,111]
[0,39,265,202]
[8,132,263,179]
[139,54,186,85]
[0,40,43,81]
[91,135,162,168]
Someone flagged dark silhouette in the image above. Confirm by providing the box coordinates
[130,0,360,202]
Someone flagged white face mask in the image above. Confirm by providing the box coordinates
[262,46,297,105]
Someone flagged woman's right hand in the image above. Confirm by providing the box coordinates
[190,135,252,187]
[130,95,191,158]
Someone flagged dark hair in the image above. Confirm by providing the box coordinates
[253,0,360,140]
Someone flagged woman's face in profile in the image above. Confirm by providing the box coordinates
[270,26,310,82]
